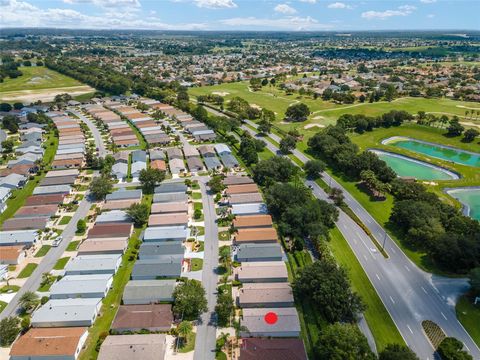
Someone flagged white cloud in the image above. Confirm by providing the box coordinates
[63,0,141,7]
[194,0,237,9]
[427,13,435,18]
[327,2,352,9]
[420,0,436,3]
[1,0,206,29]
[219,16,332,30]
[299,0,316,3]
[362,4,416,20]
[274,3,297,14]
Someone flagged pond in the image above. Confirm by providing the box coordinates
[382,137,480,167]
[371,150,459,181]
[445,188,480,221]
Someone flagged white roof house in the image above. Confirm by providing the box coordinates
[31,298,102,328]
[214,144,231,155]
[49,274,113,299]
[64,254,122,275]
[232,203,268,216]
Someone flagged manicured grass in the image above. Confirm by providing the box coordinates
[0,285,20,293]
[329,227,405,351]
[0,130,58,226]
[59,216,72,225]
[34,245,51,258]
[53,257,70,270]
[218,230,230,241]
[192,192,202,200]
[178,332,196,353]
[191,258,203,271]
[456,295,480,348]
[0,66,82,92]
[0,300,6,313]
[18,263,38,278]
[195,226,205,236]
[38,276,57,292]
[66,240,80,251]
[78,195,152,360]
[258,147,276,161]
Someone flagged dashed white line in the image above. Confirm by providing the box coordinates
[363,255,368,261]
[389,296,395,304]
[464,344,470,351]
[441,312,447,320]
[366,218,372,224]
[407,325,413,334]
[375,274,381,281]
[353,239,358,245]
[404,265,410,272]
[421,286,428,294]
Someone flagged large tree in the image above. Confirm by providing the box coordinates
[89,176,113,200]
[139,168,166,194]
[293,257,365,323]
[304,159,326,179]
[215,290,234,327]
[0,317,20,346]
[126,203,150,227]
[19,291,39,313]
[279,135,297,154]
[172,279,208,321]
[379,344,419,360]
[285,103,310,122]
[437,337,473,360]
[253,156,297,186]
[315,323,376,360]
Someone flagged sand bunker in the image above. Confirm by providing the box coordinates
[313,115,325,120]
[0,85,94,103]
[250,104,262,110]
[422,181,438,186]
[212,91,230,96]
[304,124,325,129]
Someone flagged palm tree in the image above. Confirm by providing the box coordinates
[219,246,231,267]
[19,291,39,313]
[177,321,193,344]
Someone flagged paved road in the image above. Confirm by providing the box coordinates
[0,194,93,320]
[239,121,479,359]
[71,109,108,158]
[193,179,219,360]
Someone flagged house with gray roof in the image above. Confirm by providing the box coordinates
[31,298,102,328]
[154,182,187,194]
[143,226,189,243]
[214,144,231,155]
[64,254,122,275]
[236,243,283,262]
[232,203,268,216]
[131,161,146,178]
[96,210,131,223]
[106,189,142,201]
[0,187,11,213]
[0,230,38,247]
[131,259,182,280]
[33,185,71,195]
[123,279,176,304]
[139,241,184,260]
[186,157,204,172]
[112,162,128,180]
[0,174,27,190]
[8,153,41,167]
[240,307,301,338]
[50,274,113,299]
[153,192,188,203]
[131,150,147,163]
[204,156,222,171]
[165,147,183,160]
[149,149,166,161]
[219,153,239,169]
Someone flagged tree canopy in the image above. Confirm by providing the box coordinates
[285,103,310,122]
[139,168,166,194]
[172,279,208,321]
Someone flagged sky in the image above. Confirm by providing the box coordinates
[1,0,479,31]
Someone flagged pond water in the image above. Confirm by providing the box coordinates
[371,150,459,180]
[383,137,480,167]
[445,188,480,221]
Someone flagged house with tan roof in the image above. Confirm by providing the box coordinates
[225,184,259,196]
[98,334,166,360]
[235,261,288,283]
[239,338,307,360]
[111,304,173,332]
[10,327,88,360]
[233,214,272,229]
[234,227,278,244]
[0,245,26,265]
[238,282,294,308]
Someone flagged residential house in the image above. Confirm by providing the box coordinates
[0,245,26,265]
[240,307,301,337]
[239,338,307,360]
[123,279,176,305]
[153,192,188,203]
[238,283,294,308]
[234,227,278,244]
[111,304,173,332]
[235,261,288,283]
[64,254,122,275]
[97,334,166,360]
[0,230,38,247]
[106,189,142,201]
[228,193,263,205]
[236,243,283,262]
[49,274,113,299]
[131,259,182,280]
[143,226,189,242]
[232,203,268,216]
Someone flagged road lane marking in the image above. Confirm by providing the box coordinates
[375,274,380,281]
[421,286,428,294]
[464,344,470,351]
[391,248,396,254]
[441,312,447,320]
[389,296,395,304]
[353,239,358,244]
[363,255,368,261]
[407,325,413,334]
[404,265,410,272]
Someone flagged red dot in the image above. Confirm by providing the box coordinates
[264,312,278,325]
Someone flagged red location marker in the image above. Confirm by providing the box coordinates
[264,312,278,325]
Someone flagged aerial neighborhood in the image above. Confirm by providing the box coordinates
[0,10,479,360]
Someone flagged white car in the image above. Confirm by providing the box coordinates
[52,237,63,247]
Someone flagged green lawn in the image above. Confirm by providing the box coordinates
[53,257,70,270]
[0,301,7,313]
[191,258,203,271]
[218,230,230,241]
[178,332,196,353]
[192,192,202,200]
[329,227,405,351]
[18,263,38,278]
[78,194,152,360]
[34,245,51,258]
[38,276,58,292]
[59,216,72,225]
[0,66,82,92]
[0,130,58,226]
[66,240,80,251]
[0,285,20,293]
[456,295,480,348]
